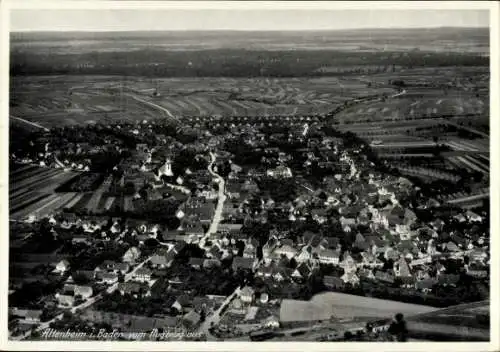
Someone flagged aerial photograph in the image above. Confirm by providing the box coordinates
[6,4,492,344]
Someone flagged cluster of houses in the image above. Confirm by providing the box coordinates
[9,118,490,339]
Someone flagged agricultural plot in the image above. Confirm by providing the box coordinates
[445,137,489,152]
[11,75,399,125]
[445,156,489,175]
[10,76,162,127]
[333,92,487,124]
[9,165,79,218]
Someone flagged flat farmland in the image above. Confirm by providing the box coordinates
[9,164,81,220]
[10,75,397,127]
[135,76,395,118]
[333,91,488,124]
[10,76,163,127]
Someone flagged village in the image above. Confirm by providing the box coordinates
[8,115,490,341]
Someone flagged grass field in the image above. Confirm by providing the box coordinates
[279,292,437,323]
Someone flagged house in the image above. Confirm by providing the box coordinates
[415,279,435,293]
[466,264,488,279]
[273,267,293,282]
[150,253,174,269]
[273,244,297,260]
[468,248,488,264]
[123,247,141,264]
[172,241,187,255]
[256,263,276,278]
[263,315,280,329]
[341,272,360,286]
[182,310,201,328]
[56,294,75,308]
[323,275,345,290]
[133,268,152,283]
[54,260,70,274]
[184,223,205,237]
[292,262,313,281]
[317,249,340,265]
[453,213,467,223]
[375,270,395,284]
[192,296,216,313]
[172,294,192,313]
[101,273,119,285]
[25,310,43,323]
[240,286,255,304]
[438,273,460,286]
[74,285,93,299]
[340,253,358,273]
[368,319,392,334]
[399,275,416,289]
[311,208,328,224]
[243,246,256,259]
[267,165,292,178]
[203,259,221,269]
[393,257,412,277]
[359,268,376,281]
[118,282,151,297]
[361,252,384,269]
[444,241,460,253]
[72,235,92,245]
[232,256,254,271]
[465,210,482,223]
[226,182,242,199]
[296,247,313,263]
[208,245,223,260]
[189,257,204,270]
[74,270,96,282]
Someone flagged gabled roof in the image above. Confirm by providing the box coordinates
[135,267,152,276]
[151,255,169,265]
[395,257,412,277]
[189,257,204,267]
[240,286,255,297]
[232,256,254,270]
[323,275,344,287]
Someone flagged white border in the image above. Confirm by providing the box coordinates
[1,1,498,351]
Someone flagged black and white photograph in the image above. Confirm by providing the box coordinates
[1,1,498,350]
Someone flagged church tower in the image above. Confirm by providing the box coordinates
[158,158,174,177]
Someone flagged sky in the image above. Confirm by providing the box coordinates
[10,9,489,32]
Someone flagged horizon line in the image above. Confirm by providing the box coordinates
[11,26,490,33]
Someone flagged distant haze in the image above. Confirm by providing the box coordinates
[11,9,489,32]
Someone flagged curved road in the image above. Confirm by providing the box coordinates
[124,93,181,123]
[197,287,242,341]
[199,151,227,249]
[10,115,50,132]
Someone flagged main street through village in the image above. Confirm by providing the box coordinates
[199,151,227,249]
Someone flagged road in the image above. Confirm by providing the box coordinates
[446,192,490,204]
[445,120,489,139]
[199,151,227,249]
[390,89,407,98]
[164,182,191,195]
[12,256,153,341]
[124,93,181,123]
[10,115,50,132]
[197,286,241,340]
